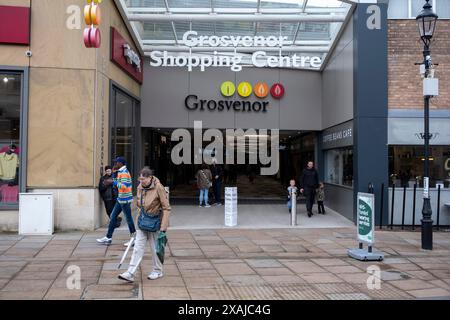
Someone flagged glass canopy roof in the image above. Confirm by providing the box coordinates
[115,0,353,70]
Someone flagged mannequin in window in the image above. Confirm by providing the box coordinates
[0,144,19,203]
[0,145,19,182]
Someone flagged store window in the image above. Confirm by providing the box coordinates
[110,84,140,188]
[389,145,450,187]
[388,0,409,19]
[388,0,450,19]
[0,73,21,206]
[324,148,353,187]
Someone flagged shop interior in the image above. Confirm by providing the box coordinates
[142,128,317,203]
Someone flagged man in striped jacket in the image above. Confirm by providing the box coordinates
[97,157,136,245]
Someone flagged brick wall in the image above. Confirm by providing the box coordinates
[388,20,450,109]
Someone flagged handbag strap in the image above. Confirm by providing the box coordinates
[200,170,210,184]
[140,178,161,216]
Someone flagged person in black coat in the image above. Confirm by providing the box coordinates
[299,161,319,218]
[99,165,121,227]
[211,158,223,206]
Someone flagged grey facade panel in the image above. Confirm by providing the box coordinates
[279,69,322,131]
[323,183,354,222]
[141,64,323,130]
[141,66,190,128]
[322,18,354,130]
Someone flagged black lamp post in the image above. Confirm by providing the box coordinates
[416,0,438,250]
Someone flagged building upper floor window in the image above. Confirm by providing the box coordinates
[388,0,450,19]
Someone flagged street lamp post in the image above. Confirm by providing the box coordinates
[416,0,438,250]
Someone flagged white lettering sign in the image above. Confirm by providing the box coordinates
[150,31,323,72]
[123,44,142,73]
[323,128,352,143]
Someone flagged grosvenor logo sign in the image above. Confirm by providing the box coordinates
[185,81,285,113]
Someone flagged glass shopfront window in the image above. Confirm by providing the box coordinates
[389,145,450,188]
[110,84,141,188]
[324,148,353,187]
[0,73,21,206]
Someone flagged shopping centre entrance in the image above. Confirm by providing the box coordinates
[107,1,390,229]
[143,128,316,203]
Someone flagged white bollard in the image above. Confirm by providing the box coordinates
[291,189,297,226]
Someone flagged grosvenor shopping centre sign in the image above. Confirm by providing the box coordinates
[150,31,323,72]
[185,81,285,113]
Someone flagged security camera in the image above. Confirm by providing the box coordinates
[25,50,32,57]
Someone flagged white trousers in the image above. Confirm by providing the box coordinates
[127,229,163,275]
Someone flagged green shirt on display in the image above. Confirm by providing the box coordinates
[0,152,18,180]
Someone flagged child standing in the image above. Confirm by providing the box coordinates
[316,182,325,214]
[287,179,298,213]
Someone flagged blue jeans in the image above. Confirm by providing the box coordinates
[287,198,292,210]
[213,180,222,204]
[199,188,209,205]
[106,201,136,238]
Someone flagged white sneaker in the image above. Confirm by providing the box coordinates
[124,238,135,247]
[147,271,163,280]
[96,236,112,245]
[118,271,135,283]
[205,204,211,208]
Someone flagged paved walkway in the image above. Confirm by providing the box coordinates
[169,204,354,229]
[1,227,450,300]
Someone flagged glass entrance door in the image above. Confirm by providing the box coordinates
[110,85,140,187]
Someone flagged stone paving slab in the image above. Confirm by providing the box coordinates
[1,227,450,300]
[407,288,450,299]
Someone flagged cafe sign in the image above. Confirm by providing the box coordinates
[149,31,323,72]
[322,121,353,150]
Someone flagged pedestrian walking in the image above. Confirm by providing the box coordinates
[316,182,326,214]
[118,167,171,282]
[196,164,212,208]
[96,157,136,245]
[98,165,121,228]
[211,158,223,206]
[299,161,319,218]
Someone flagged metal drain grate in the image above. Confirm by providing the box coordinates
[272,283,328,300]
[217,284,282,300]
[333,232,355,239]
[327,293,371,300]
[380,270,410,281]
[81,284,140,300]
[212,284,238,300]
[313,283,361,294]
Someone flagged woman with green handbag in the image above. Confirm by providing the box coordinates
[118,167,171,283]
